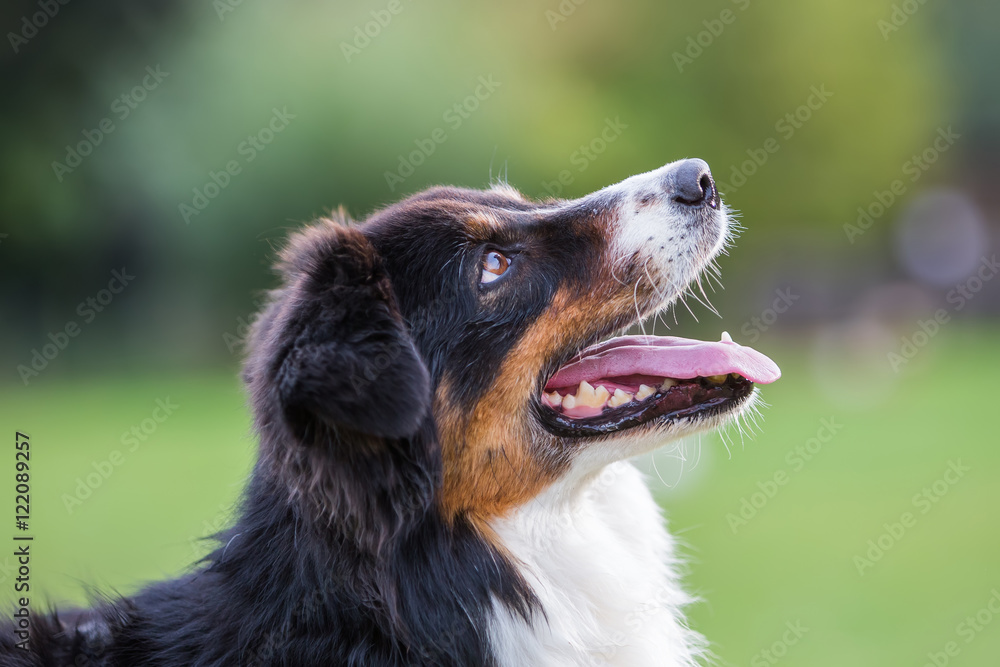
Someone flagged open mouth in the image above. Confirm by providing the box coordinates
[538,333,781,437]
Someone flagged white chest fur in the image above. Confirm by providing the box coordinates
[487,461,704,667]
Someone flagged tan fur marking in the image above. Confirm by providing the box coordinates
[463,211,504,236]
[436,285,636,521]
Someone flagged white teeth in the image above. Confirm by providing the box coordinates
[554,381,620,412]
[721,331,733,343]
[609,388,634,408]
[556,380,672,412]
[574,381,611,409]
[576,381,597,405]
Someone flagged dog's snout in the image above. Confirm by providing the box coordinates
[670,159,719,209]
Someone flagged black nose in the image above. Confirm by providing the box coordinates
[671,159,719,209]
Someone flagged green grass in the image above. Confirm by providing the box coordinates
[2,327,998,666]
[662,326,1000,666]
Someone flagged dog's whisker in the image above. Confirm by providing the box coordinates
[679,279,720,320]
[633,270,647,336]
[609,260,631,288]
[674,288,700,323]
[650,449,672,488]
[717,428,734,459]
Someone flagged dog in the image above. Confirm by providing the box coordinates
[2,158,779,666]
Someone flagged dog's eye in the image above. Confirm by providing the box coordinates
[480,250,511,284]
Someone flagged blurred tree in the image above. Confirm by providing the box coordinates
[0,0,967,375]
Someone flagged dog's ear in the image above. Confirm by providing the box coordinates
[253,220,430,440]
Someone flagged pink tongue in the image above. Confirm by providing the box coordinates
[545,335,781,390]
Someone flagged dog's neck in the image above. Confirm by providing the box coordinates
[486,461,705,667]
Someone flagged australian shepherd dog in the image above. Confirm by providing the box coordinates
[3,158,779,666]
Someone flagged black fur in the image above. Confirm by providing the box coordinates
[262,225,431,440]
[0,186,611,666]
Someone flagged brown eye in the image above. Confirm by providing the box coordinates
[480,250,510,284]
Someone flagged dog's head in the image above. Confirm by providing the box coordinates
[245,159,779,530]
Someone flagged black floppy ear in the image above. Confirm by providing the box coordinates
[259,220,430,440]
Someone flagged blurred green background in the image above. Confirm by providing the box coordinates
[1,0,998,664]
